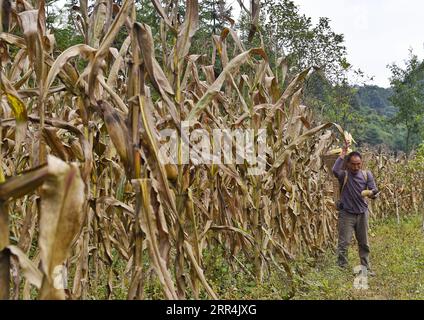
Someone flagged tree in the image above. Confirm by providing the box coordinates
[199,0,232,35]
[261,0,349,82]
[190,0,233,58]
[388,51,424,153]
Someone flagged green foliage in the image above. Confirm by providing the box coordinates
[355,85,396,117]
[53,28,85,53]
[190,0,233,62]
[388,51,424,153]
[135,0,161,39]
[352,103,404,150]
[408,142,424,171]
[304,72,412,151]
[199,0,232,35]
[202,246,293,299]
[261,0,348,82]
[415,143,424,161]
[293,214,424,300]
[304,74,366,141]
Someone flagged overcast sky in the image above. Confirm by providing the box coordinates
[292,0,424,87]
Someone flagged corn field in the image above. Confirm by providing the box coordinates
[0,0,423,300]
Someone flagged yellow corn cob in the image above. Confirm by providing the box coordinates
[343,131,356,145]
[361,190,374,198]
[165,164,178,181]
[327,148,353,156]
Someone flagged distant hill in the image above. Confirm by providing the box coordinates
[352,85,405,151]
[354,85,397,117]
[304,77,405,151]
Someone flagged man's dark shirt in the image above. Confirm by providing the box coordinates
[332,157,378,214]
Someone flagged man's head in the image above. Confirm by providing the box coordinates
[346,151,362,174]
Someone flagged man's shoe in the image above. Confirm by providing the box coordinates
[353,265,364,275]
[353,266,376,277]
[353,265,375,276]
[367,269,376,277]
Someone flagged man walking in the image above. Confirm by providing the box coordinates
[332,145,379,273]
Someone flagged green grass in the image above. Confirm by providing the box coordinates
[201,214,424,300]
[83,214,424,300]
[291,214,424,300]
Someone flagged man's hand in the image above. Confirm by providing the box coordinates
[340,141,350,159]
[362,190,380,199]
[370,190,380,200]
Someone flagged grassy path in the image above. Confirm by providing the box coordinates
[91,214,424,300]
[292,214,424,300]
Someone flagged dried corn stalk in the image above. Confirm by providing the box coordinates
[0,0,422,300]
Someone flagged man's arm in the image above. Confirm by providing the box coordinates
[332,144,348,179]
[366,171,379,198]
[332,157,345,179]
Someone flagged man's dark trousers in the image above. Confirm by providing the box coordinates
[337,210,370,269]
